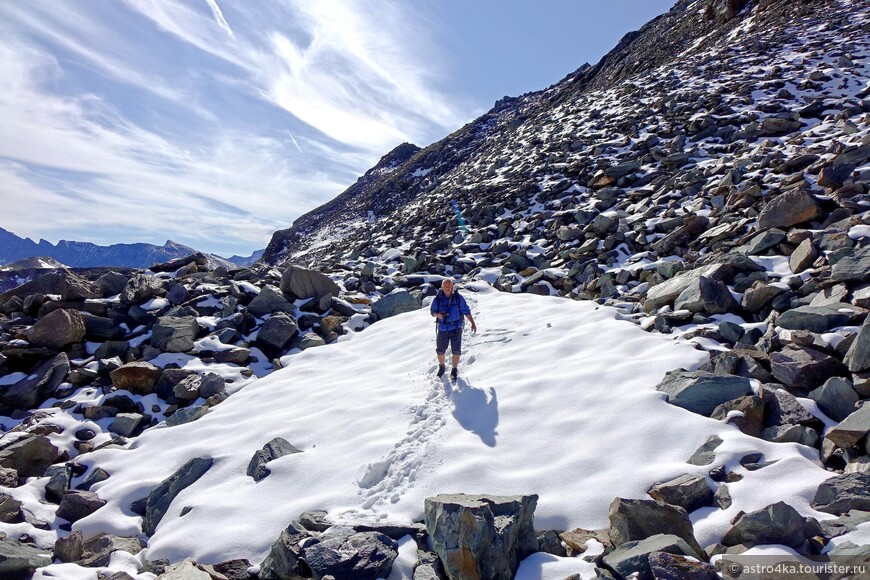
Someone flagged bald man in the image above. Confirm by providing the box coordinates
[430,279,477,381]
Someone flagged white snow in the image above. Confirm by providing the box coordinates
[72,284,833,567]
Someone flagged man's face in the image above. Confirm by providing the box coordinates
[441,280,453,296]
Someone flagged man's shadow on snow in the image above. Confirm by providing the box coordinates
[445,378,498,447]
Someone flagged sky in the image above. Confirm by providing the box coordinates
[0,0,675,258]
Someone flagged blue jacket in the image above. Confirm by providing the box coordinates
[430,290,471,332]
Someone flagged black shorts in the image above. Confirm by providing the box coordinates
[436,328,463,355]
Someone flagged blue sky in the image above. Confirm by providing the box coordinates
[0,1,674,257]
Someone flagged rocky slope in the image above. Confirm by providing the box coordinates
[0,227,243,270]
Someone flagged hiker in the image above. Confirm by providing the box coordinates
[430,278,477,381]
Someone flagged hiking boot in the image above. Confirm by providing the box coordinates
[437,364,446,378]
[450,367,458,381]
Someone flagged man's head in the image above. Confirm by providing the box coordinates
[441,279,454,296]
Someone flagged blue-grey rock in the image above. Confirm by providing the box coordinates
[647,474,713,513]
[687,435,723,466]
[825,404,870,449]
[166,406,208,427]
[722,501,819,549]
[44,464,71,503]
[109,413,145,437]
[813,472,870,514]
[258,521,311,579]
[809,377,860,422]
[656,371,752,416]
[845,321,870,373]
[57,490,106,523]
[247,438,302,482]
[371,290,421,320]
[143,457,213,535]
[602,534,701,580]
[0,537,52,578]
[152,316,198,352]
[770,346,848,391]
[256,312,298,359]
[281,266,340,301]
[832,246,870,282]
[609,498,704,557]
[248,285,294,317]
[0,434,62,478]
[776,304,866,333]
[0,352,69,410]
[302,530,398,580]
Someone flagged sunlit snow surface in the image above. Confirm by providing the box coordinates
[71,284,832,566]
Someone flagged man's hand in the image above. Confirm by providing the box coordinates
[435,313,444,319]
[471,321,477,333]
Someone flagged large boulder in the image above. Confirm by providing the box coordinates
[25,308,86,349]
[813,473,870,514]
[256,313,298,359]
[247,285,295,318]
[770,346,848,391]
[56,490,107,523]
[0,434,62,477]
[281,266,340,301]
[608,498,704,557]
[151,316,198,353]
[258,521,311,579]
[371,290,421,320]
[844,321,870,373]
[142,457,213,535]
[673,276,739,315]
[825,404,870,449]
[655,370,752,416]
[602,534,702,580]
[120,273,166,305]
[247,438,303,482]
[301,530,398,580]
[424,493,538,580]
[79,533,145,567]
[722,501,819,549]
[0,537,52,578]
[777,304,866,333]
[110,361,162,395]
[0,352,69,409]
[832,246,870,283]
[757,190,820,230]
[809,378,860,422]
[644,264,731,312]
[96,271,129,297]
[647,474,713,513]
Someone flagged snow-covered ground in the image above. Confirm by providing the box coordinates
[58,282,835,572]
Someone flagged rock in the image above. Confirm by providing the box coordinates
[757,190,820,230]
[413,550,445,580]
[214,347,251,365]
[825,404,870,449]
[761,424,819,446]
[819,164,855,189]
[143,457,213,535]
[247,437,303,482]
[297,332,327,350]
[606,161,641,178]
[248,285,295,317]
[95,340,130,359]
[776,304,866,333]
[152,316,198,353]
[96,272,129,297]
[166,405,208,427]
[611,498,704,560]
[760,385,823,430]
[166,284,190,306]
[54,530,84,563]
[281,265,340,301]
[0,467,17,487]
[644,264,731,312]
[741,282,786,312]
[648,550,718,580]
[120,273,166,305]
[722,501,819,549]
[744,229,786,255]
[812,473,870,514]
[673,276,739,315]
[110,362,162,395]
[77,467,110,491]
[0,492,21,523]
[0,537,52,578]
[0,352,69,409]
[173,374,202,400]
[818,510,870,539]
[655,370,752,416]
[256,312,298,359]
[79,533,144,567]
[715,485,732,510]
[844,321,870,373]
[711,395,764,437]
[647,474,713,513]
[687,435,723,466]
[258,521,311,579]
[424,493,538,580]
[25,308,86,349]
[44,464,71,503]
[559,528,612,555]
[158,558,212,579]
[302,530,398,580]
[602,534,701,580]
[535,530,568,557]
[832,246,870,283]
[0,434,62,477]
[109,413,146,437]
[809,377,860,422]
[758,117,802,136]
[56,489,106,523]
[770,346,849,391]
[212,559,253,580]
[833,143,870,167]
[789,238,819,273]
[371,290,422,320]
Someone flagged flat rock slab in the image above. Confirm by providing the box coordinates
[825,404,870,449]
[371,290,422,320]
[647,474,713,513]
[57,490,106,523]
[809,378,860,423]
[609,498,704,557]
[602,533,701,580]
[143,457,213,536]
[0,352,69,409]
[813,473,870,515]
[655,370,752,416]
[777,304,867,333]
[0,537,52,578]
